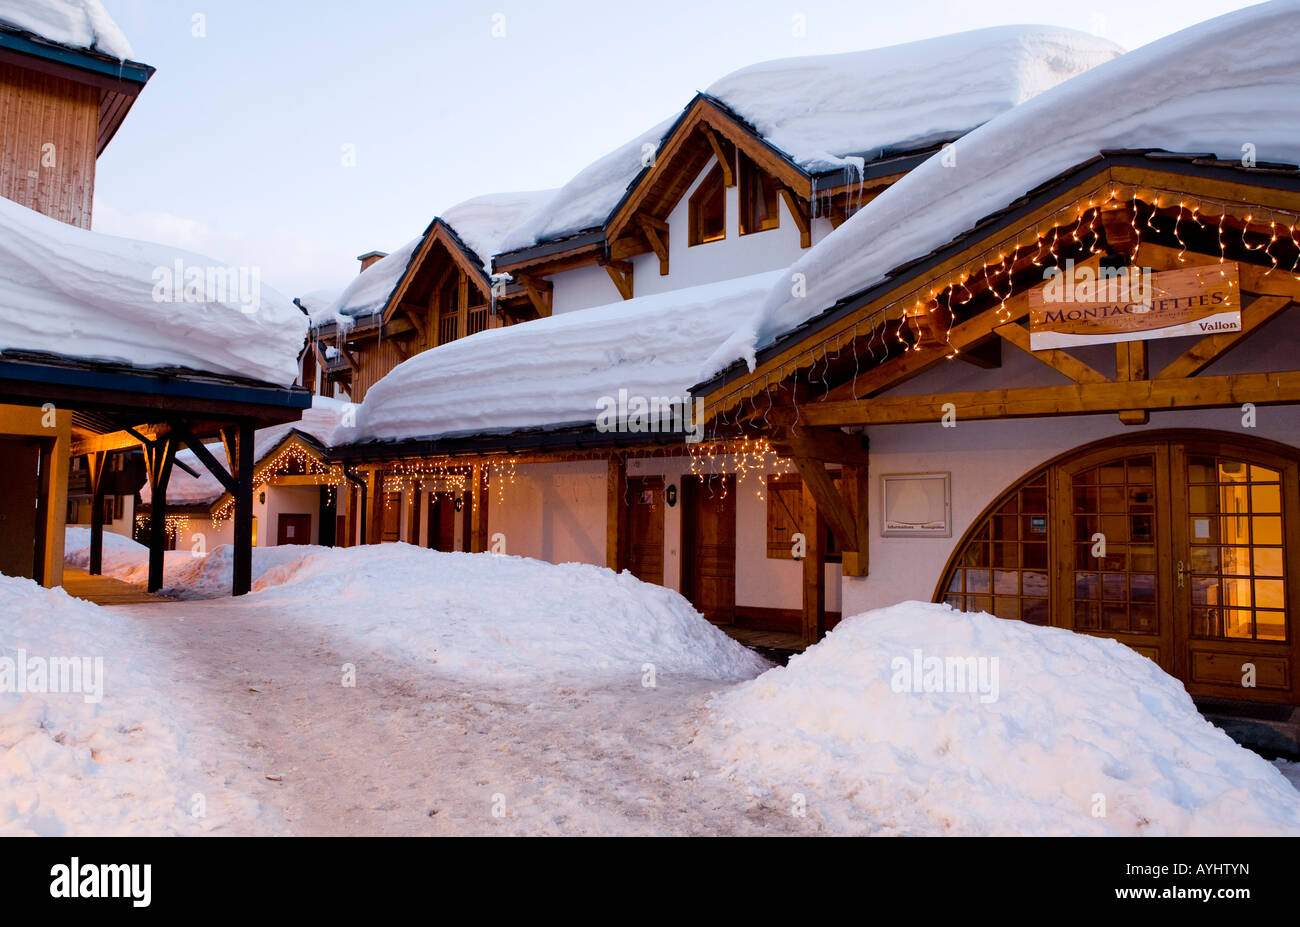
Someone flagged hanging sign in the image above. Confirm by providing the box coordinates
[1028,261,1240,350]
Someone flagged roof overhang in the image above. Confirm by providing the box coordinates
[0,27,154,155]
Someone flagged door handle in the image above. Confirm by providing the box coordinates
[1176,560,1186,589]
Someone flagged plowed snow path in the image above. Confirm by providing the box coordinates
[114,598,808,836]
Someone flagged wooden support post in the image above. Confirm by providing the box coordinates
[86,450,106,576]
[606,457,628,572]
[702,125,734,187]
[1116,341,1150,425]
[636,215,669,276]
[840,462,870,578]
[800,477,826,648]
[144,435,177,593]
[602,260,635,300]
[32,439,53,586]
[469,464,488,553]
[367,469,383,545]
[778,186,811,249]
[231,422,254,596]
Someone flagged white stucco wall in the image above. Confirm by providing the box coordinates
[489,460,607,564]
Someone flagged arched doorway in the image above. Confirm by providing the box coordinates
[936,431,1300,704]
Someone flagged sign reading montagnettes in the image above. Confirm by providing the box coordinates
[1028,261,1240,350]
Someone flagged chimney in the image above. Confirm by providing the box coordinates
[357,250,387,273]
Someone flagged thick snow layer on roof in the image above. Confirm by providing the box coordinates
[498,119,673,254]
[703,601,1300,835]
[440,190,555,271]
[351,271,781,442]
[0,196,306,385]
[706,25,1122,173]
[707,1,1300,376]
[323,191,552,325]
[499,26,1119,252]
[295,287,345,325]
[146,395,350,507]
[0,0,133,59]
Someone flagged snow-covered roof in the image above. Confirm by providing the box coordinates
[294,287,346,325]
[350,271,781,443]
[320,190,553,326]
[0,195,307,386]
[0,0,133,59]
[145,395,350,507]
[705,1,1300,377]
[500,25,1122,252]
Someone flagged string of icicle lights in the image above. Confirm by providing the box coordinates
[704,182,1300,429]
[211,443,342,528]
[134,512,190,537]
[379,457,519,509]
[685,436,792,500]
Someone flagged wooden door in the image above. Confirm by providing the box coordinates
[682,475,736,621]
[1169,440,1299,703]
[0,438,39,579]
[1054,443,1175,672]
[627,476,665,585]
[427,495,457,551]
[276,513,312,546]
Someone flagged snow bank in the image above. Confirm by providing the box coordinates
[706,25,1121,173]
[352,271,780,442]
[703,601,1300,836]
[0,196,306,386]
[64,526,310,598]
[161,543,769,682]
[0,0,133,59]
[144,394,349,506]
[0,575,266,834]
[323,190,553,325]
[709,1,1300,374]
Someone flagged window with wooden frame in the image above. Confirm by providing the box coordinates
[765,473,841,561]
[688,164,726,246]
[739,154,780,235]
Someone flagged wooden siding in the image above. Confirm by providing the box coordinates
[0,61,99,228]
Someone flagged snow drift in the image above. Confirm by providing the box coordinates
[0,195,307,386]
[703,601,1300,836]
[0,575,267,835]
[708,0,1300,375]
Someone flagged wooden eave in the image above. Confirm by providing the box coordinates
[207,431,333,514]
[605,94,812,244]
[0,30,154,155]
[380,220,491,328]
[694,153,1300,420]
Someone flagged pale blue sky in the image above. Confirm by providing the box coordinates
[92,0,1259,299]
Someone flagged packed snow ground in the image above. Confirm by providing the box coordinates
[38,542,1300,834]
[0,576,277,835]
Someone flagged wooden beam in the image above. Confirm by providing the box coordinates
[602,259,635,301]
[1156,294,1293,380]
[636,215,669,276]
[770,426,868,464]
[791,457,858,555]
[840,462,869,578]
[1115,341,1150,425]
[400,306,427,340]
[70,423,169,456]
[778,186,811,248]
[232,421,254,595]
[86,451,106,576]
[798,370,1300,427]
[606,457,628,571]
[701,125,733,187]
[517,274,553,319]
[995,322,1110,384]
[174,424,238,494]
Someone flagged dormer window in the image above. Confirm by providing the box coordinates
[688,164,726,246]
[739,154,780,235]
